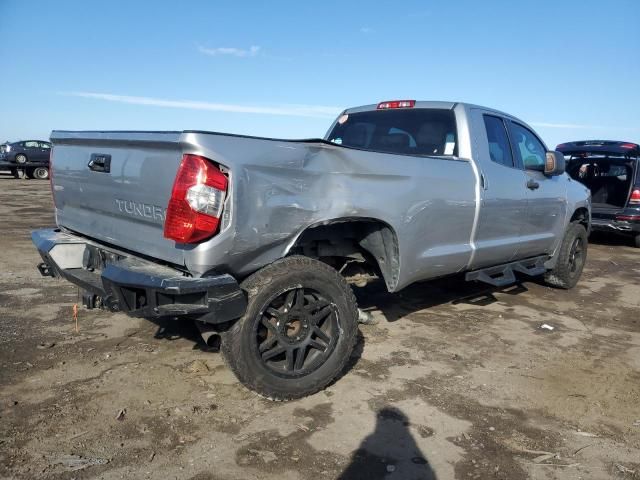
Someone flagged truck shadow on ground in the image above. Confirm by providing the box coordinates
[338,407,437,480]
[139,275,529,381]
[145,316,367,371]
[355,276,529,323]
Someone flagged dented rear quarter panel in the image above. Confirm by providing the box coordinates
[180,124,477,291]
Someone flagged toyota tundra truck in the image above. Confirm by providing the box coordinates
[32,100,591,400]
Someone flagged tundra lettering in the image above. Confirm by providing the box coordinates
[115,198,166,222]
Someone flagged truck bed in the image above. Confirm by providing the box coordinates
[50,129,478,289]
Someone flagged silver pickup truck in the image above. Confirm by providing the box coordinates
[32,100,591,400]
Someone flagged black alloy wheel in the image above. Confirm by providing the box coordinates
[253,286,339,377]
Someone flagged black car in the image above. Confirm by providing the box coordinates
[0,140,51,179]
[558,140,640,248]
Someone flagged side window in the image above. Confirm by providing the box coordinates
[24,141,39,148]
[483,115,514,167]
[40,142,51,149]
[509,123,547,171]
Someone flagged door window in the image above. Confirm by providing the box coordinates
[24,141,39,148]
[509,123,547,171]
[40,142,51,149]
[483,115,514,167]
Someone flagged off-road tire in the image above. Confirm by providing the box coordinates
[221,256,358,401]
[544,222,588,289]
[633,234,640,249]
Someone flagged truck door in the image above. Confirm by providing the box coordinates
[470,112,528,269]
[507,121,567,258]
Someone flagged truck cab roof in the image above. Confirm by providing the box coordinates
[343,100,514,118]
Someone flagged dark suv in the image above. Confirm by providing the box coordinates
[0,140,51,179]
[558,141,640,247]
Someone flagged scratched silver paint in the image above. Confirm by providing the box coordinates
[49,102,590,292]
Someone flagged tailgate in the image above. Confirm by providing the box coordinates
[50,131,185,266]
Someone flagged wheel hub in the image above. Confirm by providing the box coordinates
[278,311,310,343]
[254,286,338,376]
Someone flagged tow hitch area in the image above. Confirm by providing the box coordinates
[465,255,547,287]
[37,262,54,277]
[32,228,247,324]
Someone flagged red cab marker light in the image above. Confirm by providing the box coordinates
[377,100,416,110]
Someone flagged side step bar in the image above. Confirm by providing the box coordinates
[465,255,547,287]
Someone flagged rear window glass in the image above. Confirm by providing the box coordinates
[327,109,457,156]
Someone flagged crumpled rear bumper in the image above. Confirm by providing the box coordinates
[32,228,247,324]
[591,218,640,234]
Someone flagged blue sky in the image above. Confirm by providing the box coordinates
[1,0,638,148]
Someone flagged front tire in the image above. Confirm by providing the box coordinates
[633,233,640,249]
[544,223,588,289]
[222,256,358,401]
[15,154,27,165]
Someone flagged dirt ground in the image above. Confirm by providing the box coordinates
[1,174,639,480]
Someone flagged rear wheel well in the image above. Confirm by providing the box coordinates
[289,218,400,291]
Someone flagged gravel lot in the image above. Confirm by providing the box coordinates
[1,174,639,480]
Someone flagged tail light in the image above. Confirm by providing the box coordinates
[629,188,640,205]
[620,143,639,149]
[164,154,228,243]
[377,100,415,110]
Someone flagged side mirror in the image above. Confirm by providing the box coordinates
[545,151,565,176]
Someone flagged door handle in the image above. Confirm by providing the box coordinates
[88,154,111,173]
[526,179,540,190]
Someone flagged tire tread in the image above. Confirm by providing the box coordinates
[544,222,588,289]
[221,256,358,401]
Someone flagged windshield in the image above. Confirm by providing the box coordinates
[326,108,457,156]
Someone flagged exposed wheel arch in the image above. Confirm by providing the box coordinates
[287,218,400,291]
[570,207,590,232]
